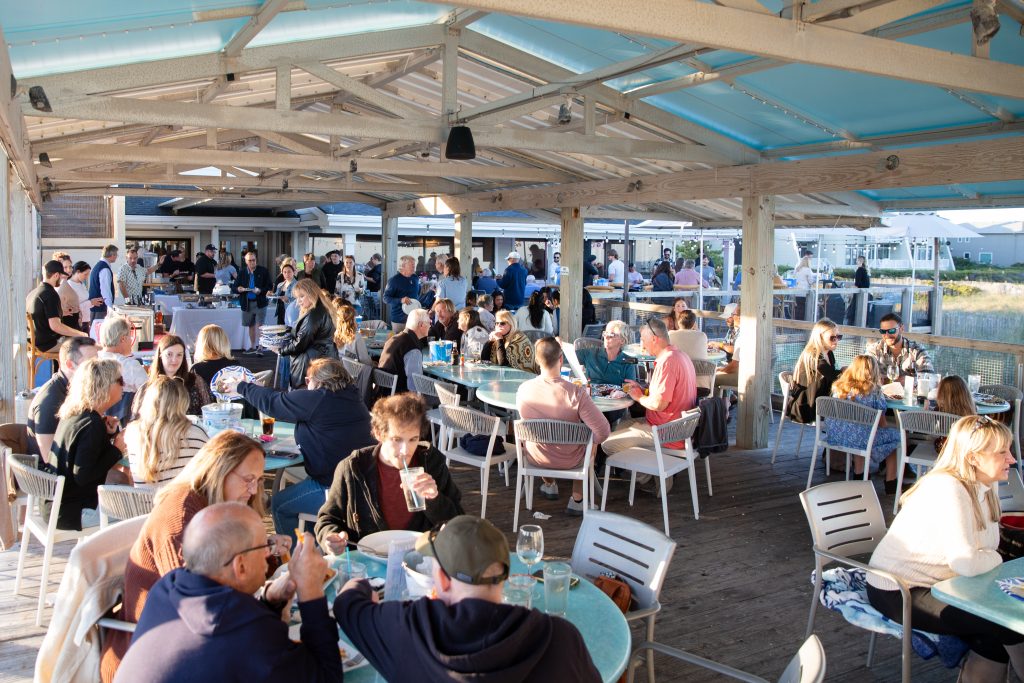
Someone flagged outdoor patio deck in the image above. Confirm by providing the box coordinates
[0,418,958,682]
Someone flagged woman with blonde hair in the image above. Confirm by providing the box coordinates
[827,354,902,491]
[275,278,337,389]
[868,416,1022,681]
[190,324,235,386]
[332,297,370,364]
[51,357,127,530]
[481,309,537,373]
[787,318,842,424]
[132,333,211,417]
[100,430,286,682]
[124,375,208,489]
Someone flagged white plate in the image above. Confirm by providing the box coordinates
[996,577,1024,602]
[210,365,257,401]
[356,530,421,560]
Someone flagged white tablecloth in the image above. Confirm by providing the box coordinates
[154,294,183,312]
[169,307,247,350]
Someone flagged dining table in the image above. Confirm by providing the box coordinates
[623,342,726,364]
[477,379,634,414]
[932,556,1024,635]
[318,551,631,683]
[424,362,536,402]
[885,393,1010,415]
[169,306,247,350]
[239,418,304,493]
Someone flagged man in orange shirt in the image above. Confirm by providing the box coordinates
[601,316,698,495]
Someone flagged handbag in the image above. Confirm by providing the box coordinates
[594,573,633,614]
[459,433,505,456]
[999,514,1024,560]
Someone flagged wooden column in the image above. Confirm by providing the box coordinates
[559,207,584,342]
[381,213,399,325]
[453,212,473,280]
[736,195,775,450]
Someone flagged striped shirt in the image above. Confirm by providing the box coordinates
[124,423,208,489]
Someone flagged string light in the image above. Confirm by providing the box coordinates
[726,82,842,139]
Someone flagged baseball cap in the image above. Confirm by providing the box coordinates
[43,260,65,277]
[506,251,521,261]
[204,244,217,252]
[415,515,510,585]
[720,303,739,319]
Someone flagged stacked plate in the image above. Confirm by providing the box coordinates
[259,324,290,349]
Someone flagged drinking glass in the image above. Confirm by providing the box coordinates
[516,525,544,573]
[399,467,427,512]
[260,412,275,436]
[968,374,982,394]
[503,573,535,608]
[886,364,899,384]
[347,562,367,581]
[543,562,571,617]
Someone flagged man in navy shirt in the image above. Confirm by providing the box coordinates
[499,251,528,310]
[383,255,419,332]
[234,252,273,355]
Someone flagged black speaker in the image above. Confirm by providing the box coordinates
[444,125,476,160]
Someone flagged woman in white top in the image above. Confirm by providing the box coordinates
[124,375,208,489]
[332,298,370,365]
[437,256,468,312]
[867,416,1022,680]
[791,255,816,319]
[668,309,709,361]
[61,261,96,331]
[336,254,366,308]
[514,291,555,334]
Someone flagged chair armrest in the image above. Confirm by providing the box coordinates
[627,641,768,683]
[97,617,136,634]
[626,601,661,622]
[813,546,912,625]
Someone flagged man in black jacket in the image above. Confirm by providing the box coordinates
[320,250,343,293]
[376,308,431,394]
[116,503,342,683]
[334,515,601,682]
[234,251,273,355]
[194,243,218,295]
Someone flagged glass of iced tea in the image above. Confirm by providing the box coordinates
[260,413,275,437]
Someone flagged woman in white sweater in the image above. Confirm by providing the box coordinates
[867,415,1021,681]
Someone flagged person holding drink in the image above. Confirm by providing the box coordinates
[315,393,462,551]
[333,515,600,682]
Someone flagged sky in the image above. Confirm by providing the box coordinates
[936,208,1024,227]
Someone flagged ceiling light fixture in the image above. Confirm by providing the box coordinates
[444,124,476,160]
[28,86,51,112]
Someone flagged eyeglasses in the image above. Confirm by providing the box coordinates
[222,539,273,567]
[878,327,899,335]
[495,321,510,327]
[970,415,994,434]
[826,334,843,342]
[601,333,620,340]
[229,470,262,492]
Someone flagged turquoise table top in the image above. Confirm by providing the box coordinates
[932,557,1024,635]
[326,551,629,683]
[623,343,725,364]
[886,397,1009,415]
[477,379,634,413]
[239,418,304,471]
[424,363,536,388]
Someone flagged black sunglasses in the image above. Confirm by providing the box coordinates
[879,327,899,335]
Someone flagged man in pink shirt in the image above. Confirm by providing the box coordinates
[516,337,611,516]
[601,317,698,495]
[674,259,709,288]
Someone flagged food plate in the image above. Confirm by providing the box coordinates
[288,624,368,671]
[356,529,421,560]
[210,365,257,401]
[590,383,620,397]
[974,393,1007,408]
[996,577,1024,602]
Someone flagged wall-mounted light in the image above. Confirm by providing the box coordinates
[38,152,52,168]
[28,86,51,112]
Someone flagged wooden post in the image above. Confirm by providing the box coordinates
[453,212,473,283]
[381,213,398,325]
[560,207,584,342]
[736,195,775,450]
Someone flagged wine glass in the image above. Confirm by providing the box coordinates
[517,525,544,576]
[886,364,899,384]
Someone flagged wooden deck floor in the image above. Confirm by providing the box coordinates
[0,417,959,682]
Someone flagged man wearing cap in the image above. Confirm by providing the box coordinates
[334,515,601,682]
[321,250,343,292]
[194,244,219,295]
[499,251,528,310]
[27,260,89,354]
[711,303,742,390]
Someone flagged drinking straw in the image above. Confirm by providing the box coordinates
[345,546,352,577]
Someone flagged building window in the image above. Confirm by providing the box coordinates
[979,252,993,265]
[962,252,971,261]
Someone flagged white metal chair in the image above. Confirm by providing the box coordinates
[521,329,547,344]
[410,374,461,443]
[799,480,911,683]
[5,450,37,535]
[371,368,398,398]
[892,410,958,514]
[571,511,677,683]
[998,470,1024,512]
[627,634,826,683]
[341,357,372,402]
[600,411,708,534]
[772,371,813,464]
[8,457,96,626]
[358,319,387,332]
[97,485,156,528]
[437,406,513,519]
[583,323,606,339]
[981,383,1023,476]
[512,419,594,531]
[573,337,602,352]
[806,397,883,489]
[692,358,718,397]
